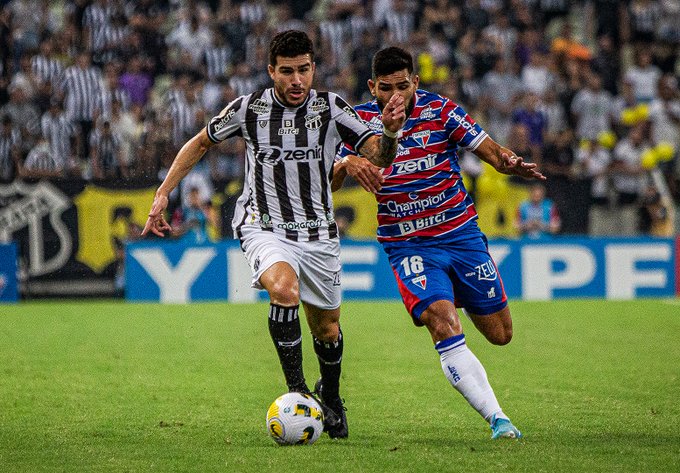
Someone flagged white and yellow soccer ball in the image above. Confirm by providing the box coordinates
[266,392,324,445]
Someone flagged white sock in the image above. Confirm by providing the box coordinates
[435,334,507,423]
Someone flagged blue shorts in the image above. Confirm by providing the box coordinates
[383,225,507,324]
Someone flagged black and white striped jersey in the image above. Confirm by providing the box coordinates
[59,65,104,121]
[204,46,232,81]
[206,88,375,242]
[31,54,64,87]
[41,112,76,160]
[0,128,21,180]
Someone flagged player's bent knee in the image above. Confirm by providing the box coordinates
[421,308,462,341]
[268,282,300,307]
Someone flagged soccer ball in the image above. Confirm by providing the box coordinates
[266,392,324,445]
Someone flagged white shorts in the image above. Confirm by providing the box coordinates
[240,227,342,310]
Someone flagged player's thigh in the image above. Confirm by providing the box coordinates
[448,235,508,320]
[383,243,455,326]
[465,305,513,346]
[240,228,301,297]
[296,238,342,312]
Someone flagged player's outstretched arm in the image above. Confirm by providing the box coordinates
[357,94,405,168]
[474,136,546,181]
[141,130,216,237]
[332,154,383,193]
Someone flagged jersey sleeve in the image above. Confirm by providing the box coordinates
[441,99,487,151]
[330,93,374,152]
[206,96,245,143]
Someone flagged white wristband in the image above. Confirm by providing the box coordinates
[382,127,397,139]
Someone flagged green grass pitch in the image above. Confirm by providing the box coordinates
[1,299,678,472]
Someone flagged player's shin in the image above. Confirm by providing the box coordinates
[268,303,308,393]
[312,328,343,400]
[435,334,507,423]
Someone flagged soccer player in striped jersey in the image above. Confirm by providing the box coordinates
[142,30,406,439]
[334,47,546,439]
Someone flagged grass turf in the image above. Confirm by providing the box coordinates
[0,299,678,472]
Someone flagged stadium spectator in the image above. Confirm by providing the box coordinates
[571,71,613,141]
[58,51,103,160]
[171,186,217,244]
[648,75,680,151]
[141,30,405,442]
[624,49,662,103]
[611,123,649,235]
[591,34,620,95]
[516,183,561,238]
[623,0,662,46]
[480,57,523,144]
[119,55,154,108]
[505,123,537,182]
[334,46,544,440]
[575,138,613,235]
[511,91,547,162]
[639,184,673,236]
[31,38,64,99]
[0,115,20,181]
[97,63,131,119]
[0,84,40,155]
[89,120,126,180]
[109,100,142,177]
[19,135,64,179]
[41,98,79,177]
[166,13,213,65]
[540,87,569,146]
[10,55,40,102]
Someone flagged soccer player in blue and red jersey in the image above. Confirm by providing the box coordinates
[333,47,546,439]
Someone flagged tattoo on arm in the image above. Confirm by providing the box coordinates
[362,134,398,167]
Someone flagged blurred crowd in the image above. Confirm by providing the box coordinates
[0,0,679,237]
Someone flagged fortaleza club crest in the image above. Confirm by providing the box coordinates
[411,275,427,290]
[412,130,431,147]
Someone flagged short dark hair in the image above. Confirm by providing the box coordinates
[372,47,414,79]
[269,30,314,66]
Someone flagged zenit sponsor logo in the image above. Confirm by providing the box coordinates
[392,154,437,174]
[256,146,323,163]
[386,190,448,217]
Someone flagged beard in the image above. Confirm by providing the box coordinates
[274,84,307,107]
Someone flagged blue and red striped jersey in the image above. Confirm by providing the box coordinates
[339,89,488,242]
